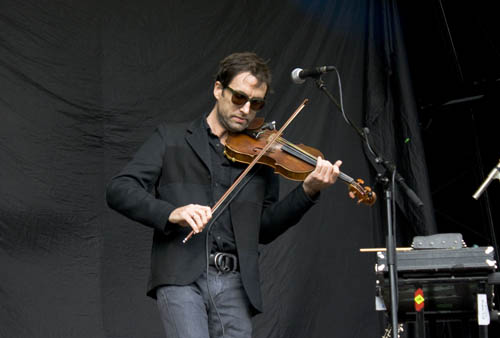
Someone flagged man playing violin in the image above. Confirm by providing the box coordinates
[106,52,342,338]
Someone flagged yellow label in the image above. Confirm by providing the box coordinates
[414,295,425,304]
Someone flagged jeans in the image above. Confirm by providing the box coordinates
[156,266,252,338]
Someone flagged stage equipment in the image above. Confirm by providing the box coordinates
[473,159,500,200]
[300,67,424,337]
[290,66,336,84]
[373,234,500,338]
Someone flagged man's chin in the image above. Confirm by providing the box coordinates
[227,122,248,133]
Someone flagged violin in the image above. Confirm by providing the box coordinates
[224,118,376,206]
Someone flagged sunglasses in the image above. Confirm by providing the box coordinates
[225,86,266,111]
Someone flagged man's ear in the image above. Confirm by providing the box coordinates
[213,81,223,100]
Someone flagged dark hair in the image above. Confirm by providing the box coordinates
[215,52,271,92]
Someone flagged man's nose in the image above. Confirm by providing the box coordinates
[240,101,251,114]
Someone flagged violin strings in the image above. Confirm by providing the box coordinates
[277,141,315,166]
[276,137,317,164]
[275,137,353,184]
[268,135,373,202]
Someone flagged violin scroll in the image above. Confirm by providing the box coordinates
[348,178,376,206]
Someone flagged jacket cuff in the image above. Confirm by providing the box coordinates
[296,184,320,206]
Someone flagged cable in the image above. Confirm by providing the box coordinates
[332,66,356,130]
[203,167,260,338]
[391,168,397,248]
[437,0,465,82]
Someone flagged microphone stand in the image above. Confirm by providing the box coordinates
[312,75,424,337]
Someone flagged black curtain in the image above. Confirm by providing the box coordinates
[0,1,434,337]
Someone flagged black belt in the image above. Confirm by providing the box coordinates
[209,252,238,273]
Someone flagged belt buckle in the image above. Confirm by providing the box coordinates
[214,252,238,273]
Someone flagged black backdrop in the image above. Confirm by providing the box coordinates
[0,1,435,337]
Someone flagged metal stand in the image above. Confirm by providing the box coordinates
[415,310,425,338]
[382,182,400,337]
[313,74,423,337]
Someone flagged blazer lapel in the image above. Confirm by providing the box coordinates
[185,117,211,174]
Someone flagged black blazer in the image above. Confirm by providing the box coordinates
[106,116,315,312]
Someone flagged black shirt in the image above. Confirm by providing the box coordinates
[204,118,240,254]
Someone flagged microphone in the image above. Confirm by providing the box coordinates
[291,66,336,84]
[473,159,500,200]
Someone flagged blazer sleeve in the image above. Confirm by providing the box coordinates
[258,169,318,244]
[106,126,176,233]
